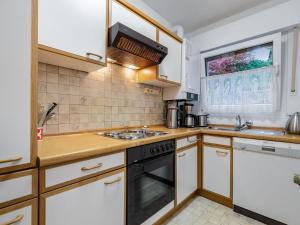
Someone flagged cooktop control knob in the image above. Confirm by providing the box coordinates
[150,148,154,154]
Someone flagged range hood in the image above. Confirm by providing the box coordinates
[107,22,168,69]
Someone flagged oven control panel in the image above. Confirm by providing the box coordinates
[127,139,175,164]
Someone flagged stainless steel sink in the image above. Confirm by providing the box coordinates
[207,126,284,136]
[207,126,240,132]
[240,129,284,136]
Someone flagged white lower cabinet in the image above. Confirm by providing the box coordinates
[176,146,198,205]
[0,199,38,225]
[41,169,125,225]
[203,146,231,198]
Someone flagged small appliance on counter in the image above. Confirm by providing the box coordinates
[179,102,196,128]
[285,112,300,135]
[166,101,182,129]
[195,113,209,127]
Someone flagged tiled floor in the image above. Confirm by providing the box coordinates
[165,197,264,225]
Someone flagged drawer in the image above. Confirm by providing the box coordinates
[0,169,38,209]
[41,151,125,192]
[0,198,38,225]
[203,135,231,147]
[176,135,198,149]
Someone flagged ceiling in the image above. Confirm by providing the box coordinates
[142,0,277,34]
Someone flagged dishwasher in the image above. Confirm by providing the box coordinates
[233,138,300,225]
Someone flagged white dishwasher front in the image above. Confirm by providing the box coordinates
[233,138,300,225]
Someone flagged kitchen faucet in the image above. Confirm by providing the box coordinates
[235,115,253,131]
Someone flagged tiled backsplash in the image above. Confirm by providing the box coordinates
[38,63,164,134]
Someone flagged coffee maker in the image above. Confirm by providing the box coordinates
[179,103,196,128]
[166,101,181,129]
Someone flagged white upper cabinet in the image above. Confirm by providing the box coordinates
[176,146,198,205]
[111,0,156,41]
[0,0,36,174]
[159,30,182,84]
[186,55,200,95]
[38,0,107,71]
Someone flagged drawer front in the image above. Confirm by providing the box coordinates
[203,146,231,198]
[44,151,125,190]
[176,135,198,149]
[203,135,231,147]
[0,198,37,225]
[0,169,38,208]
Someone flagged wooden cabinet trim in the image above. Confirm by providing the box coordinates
[198,189,233,208]
[176,143,198,153]
[38,44,107,67]
[0,0,37,175]
[39,150,126,193]
[39,167,126,225]
[113,0,182,43]
[0,169,38,209]
[0,198,38,225]
[202,142,232,150]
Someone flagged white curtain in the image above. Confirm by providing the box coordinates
[201,66,279,114]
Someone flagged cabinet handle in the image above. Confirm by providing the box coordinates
[178,153,186,158]
[104,177,122,185]
[86,52,103,61]
[160,75,168,80]
[294,174,300,186]
[261,146,275,152]
[216,151,228,157]
[187,137,201,143]
[81,163,103,171]
[1,214,24,225]
[0,156,22,164]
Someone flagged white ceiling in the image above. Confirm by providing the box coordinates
[142,0,279,34]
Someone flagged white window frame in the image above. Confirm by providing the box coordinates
[200,32,282,114]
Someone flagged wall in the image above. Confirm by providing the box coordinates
[126,0,172,29]
[190,0,300,127]
[38,63,164,134]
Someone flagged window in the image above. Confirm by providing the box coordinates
[200,33,281,114]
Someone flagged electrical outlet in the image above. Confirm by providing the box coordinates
[144,88,160,95]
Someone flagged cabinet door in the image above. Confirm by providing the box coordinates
[111,0,156,41]
[159,31,182,84]
[41,169,125,225]
[0,0,36,174]
[39,0,107,64]
[0,199,38,225]
[203,146,231,198]
[177,146,198,205]
[186,56,200,94]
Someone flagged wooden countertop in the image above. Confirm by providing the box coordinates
[38,126,300,167]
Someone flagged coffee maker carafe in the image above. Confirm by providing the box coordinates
[180,103,196,128]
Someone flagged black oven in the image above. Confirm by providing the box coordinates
[127,139,175,225]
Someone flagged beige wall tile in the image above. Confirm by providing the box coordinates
[47,73,59,83]
[38,63,164,134]
[46,64,59,73]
